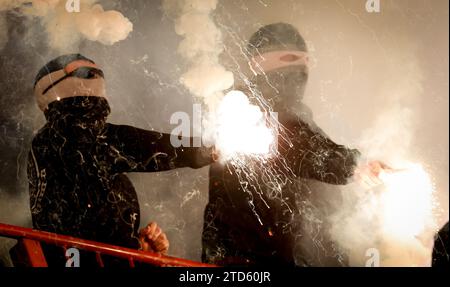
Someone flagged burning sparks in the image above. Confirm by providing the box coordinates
[214,90,276,161]
[379,163,436,239]
[331,162,438,266]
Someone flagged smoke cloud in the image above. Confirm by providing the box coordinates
[162,0,234,144]
[328,40,438,267]
[0,0,133,52]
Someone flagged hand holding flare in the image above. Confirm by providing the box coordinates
[355,160,394,188]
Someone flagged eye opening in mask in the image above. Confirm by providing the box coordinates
[279,54,301,62]
[42,67,104,95]
[70,67,104,80]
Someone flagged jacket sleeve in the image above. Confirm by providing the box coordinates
[107,124,214,173]
[282,120,361,185]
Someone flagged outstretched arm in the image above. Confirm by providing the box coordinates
[282,120,361,185]
[107,124,215,173]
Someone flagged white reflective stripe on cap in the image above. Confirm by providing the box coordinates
[34,69,106,111]
[250,50,309,75]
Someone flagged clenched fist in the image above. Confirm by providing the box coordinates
[138,222,169,254]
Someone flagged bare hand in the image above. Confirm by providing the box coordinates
[355,161,392,188]
[138,222,169,254]
[212,145,221,162]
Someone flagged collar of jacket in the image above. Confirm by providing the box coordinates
[44,96,111,133]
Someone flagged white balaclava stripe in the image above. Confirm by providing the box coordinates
[34,60,106,111]
[250,50,309,75]
[248,23,309,75]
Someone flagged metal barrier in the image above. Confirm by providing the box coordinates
[0,222,215,267]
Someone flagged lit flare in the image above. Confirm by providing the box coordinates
[214,90,276,161]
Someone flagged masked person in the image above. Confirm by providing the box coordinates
[201,23,389,267]
[28,54,215,266]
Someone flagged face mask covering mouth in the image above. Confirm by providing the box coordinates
[259,65,309,98]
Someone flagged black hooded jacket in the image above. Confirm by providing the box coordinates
[202,111,360,266]
[28,96,213,257]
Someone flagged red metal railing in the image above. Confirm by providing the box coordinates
[0,222,215,267]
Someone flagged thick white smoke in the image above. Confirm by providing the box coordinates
[329,46,438,267]
[164,0,234,101]
[0,0,133,52]
[163,0,234,145]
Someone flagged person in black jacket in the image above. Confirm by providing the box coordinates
[201,23,388,267]
[28,54,215,266]
[432,222,449,267]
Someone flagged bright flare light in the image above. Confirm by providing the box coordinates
[215,90,276,161]
[379,163,435,239]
